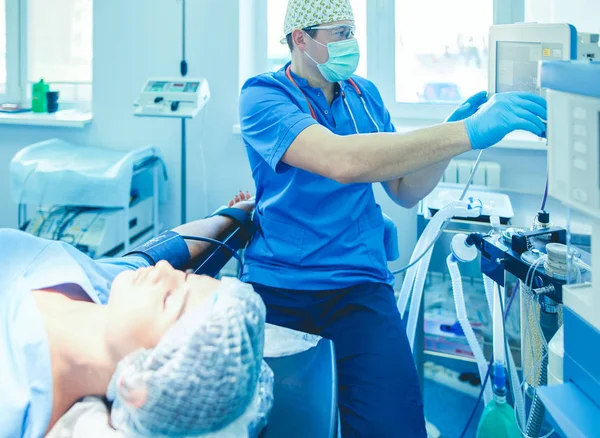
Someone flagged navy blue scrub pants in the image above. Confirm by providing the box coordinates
[250,281,427,438]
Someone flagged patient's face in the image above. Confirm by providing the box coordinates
[105,261,221,362]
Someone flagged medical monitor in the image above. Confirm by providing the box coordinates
[134,77,210,119]
[489,23,577,96]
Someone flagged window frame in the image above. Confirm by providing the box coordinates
[259,0,525,124]
[381,0,525,122]
[2,0,22,103]
[1,0,92,108]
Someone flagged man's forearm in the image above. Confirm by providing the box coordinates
[330,122,470,184]
[398,158,451,205]
[172,216,235,260]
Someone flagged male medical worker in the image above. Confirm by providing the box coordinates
[238,1,547,437]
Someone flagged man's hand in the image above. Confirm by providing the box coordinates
[445,91,488,123]
[228,191,255,213]
[464,92,547,150]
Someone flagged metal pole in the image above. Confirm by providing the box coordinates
[153,164,159,236]
[181,118,186,224]
[179,0,187,224]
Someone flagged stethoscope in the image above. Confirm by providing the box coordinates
[285,65,380,134]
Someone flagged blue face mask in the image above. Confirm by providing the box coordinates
[304,35,360,82]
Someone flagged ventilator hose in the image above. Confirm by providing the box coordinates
[482,274,495,315]
[397,205,449,316]
[406,248,434,351]
[448,255,492,405]
[526,351,548,437]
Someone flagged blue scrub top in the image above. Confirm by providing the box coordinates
[0,229,189,438]
[239,62,396,291]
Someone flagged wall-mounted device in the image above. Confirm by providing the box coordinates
[134,78,210,118]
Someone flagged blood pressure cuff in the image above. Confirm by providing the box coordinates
[210,207,256,238]
[124,208,255,271]
[124,231,191,270]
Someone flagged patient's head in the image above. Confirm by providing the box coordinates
[107,275,268,436]
[105,260,222,361]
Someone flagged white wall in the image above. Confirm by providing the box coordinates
[526,0,600,33]
[0,0,253,231]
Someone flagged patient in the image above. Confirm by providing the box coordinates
[0,192,263,438]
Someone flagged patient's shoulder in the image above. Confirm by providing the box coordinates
[0,228,52,255]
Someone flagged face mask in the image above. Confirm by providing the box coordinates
[304,35,360,82]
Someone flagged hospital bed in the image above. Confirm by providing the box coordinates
[47,327,338,438]
[47,208,340,438]
[261,336,338,438]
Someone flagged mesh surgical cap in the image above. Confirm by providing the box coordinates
[107,277,271,437]
[281,0,354,43]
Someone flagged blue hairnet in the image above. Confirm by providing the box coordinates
[107,277,272,437]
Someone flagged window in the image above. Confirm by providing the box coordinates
[257,0,522,122]
[266,0,367,77]
[0,0,92,107]
[0,0,5,94]
[266,0,289,72]
[394,0,492,104]
[28,0,93,103]
[352,0,367,77]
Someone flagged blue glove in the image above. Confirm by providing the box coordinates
[464,92,547,150]
[445,91,488,123]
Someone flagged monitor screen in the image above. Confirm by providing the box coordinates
[169,83,185,92]
[495,41,542,94]
[146,81,167,92]
[184,82,199,93]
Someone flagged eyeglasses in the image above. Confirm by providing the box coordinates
[306,24,356,40]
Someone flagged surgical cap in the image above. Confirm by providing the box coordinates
[281,0,354,42]
[107,277,270,437]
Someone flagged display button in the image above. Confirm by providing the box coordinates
[573,158,587,171]
[573,107,587,120]
[573,125,587,136]
[573,141,587,154]
[572,189,588,203]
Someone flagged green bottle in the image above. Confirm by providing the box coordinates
[32,79,49,113]
[476,395,521,438]
[477,363,521,438]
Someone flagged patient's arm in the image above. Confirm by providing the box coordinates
[173,191,254,259]
[122,191,254,270]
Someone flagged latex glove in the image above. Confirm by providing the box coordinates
[464,91,547,150]
[445,91,488,123]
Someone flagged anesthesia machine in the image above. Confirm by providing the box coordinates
[398,22,598,437]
